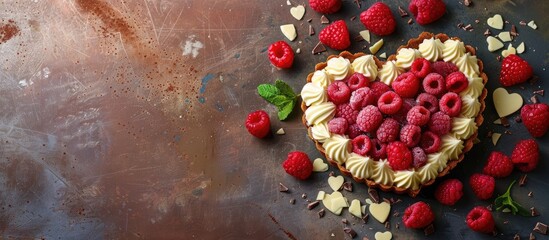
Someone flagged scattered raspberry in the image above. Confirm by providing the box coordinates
[352,135,372,156]
[319,20,351,50]
[386,141,413,171]
[410,58,432,78]
[407,106,431,126]
[370,81,391,101]
[350,87,376,110]
[434,179,463,206]
[417,93,439,114]
[431,61,458,78]
[327,81,351,105]
[245,110,271,138]
[520,103,549,138]
[412,147,427,168]
[346,124,363,139]
[483,151,513,178]
[439,92,462,117]
[445,71,469,93]
[359,2,396,36]
[466,206,495,234]
[336,103,359,125]
[371,139,387,160]
[268,41,294,69]
[376,118,400,143]
[282,151,313,180]
[356,105,383,133]
[392,72,420,98]
[378,91,403,115]
[422,73,446,97]
[400,124,422,147]
[419,131,441,154]
[499,54,533,87]
[469,173,495,200]
[347,73,370,91]
[402,201,435,229]
[428,111,451,136]
[328,117,349,135]
[511,139,539,172]
[309,0,342,14]
[409,0,446,25]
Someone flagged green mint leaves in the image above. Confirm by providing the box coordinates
[257,80,298,121]
[494,180,531,217]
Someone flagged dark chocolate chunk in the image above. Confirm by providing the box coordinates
[407,19,413,25]
[457,23,465,28]
[534,90,544,96]
[361,213,369,224]
[309,25,315,36]
[464,0,472,6]
[321,15,330,24]
[519,174,528,186]
[520,20,527,26]
[318,208,325,218]
[504,220,510,225]
[350,16,357,21]
[531,207,540,216]
[344,227,357,238]
[486,130,493,138]
[368,188,380,203]
[464,24,473,31]
[396,223,400,229]
[398,6,408,17]
[531,95,539,104]
[515,116,522,123]
[392,211,399,217]
[329,171,335,177]
[475,19,480,24]
[307,201,320,210]
[514,234,521,240]
[484,29,492,36]
[301,193,307,199]
[505,130,512,135]
[343,182,353,192]
[528,191,534,197]
[530,232,536,240]
[424,224,435,236]
[511,25,518,37]
[534,222,548,235]
[486,204,493,211]
[353,0,361,8]
[355,35,364,42]
[500,117,510,127]
[312,42,326,55]
[290,199,296,204]
[385,221,390,229]
[307,18,313,23]
[279,183,289,192]
[342,218,349,224]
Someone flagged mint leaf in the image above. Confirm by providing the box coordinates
[275,79,296,98]
[494,180,531,217]
[277,99,296,120]
[257,80,298,121]
[257,84,280,100]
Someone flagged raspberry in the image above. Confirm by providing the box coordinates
[521,103,549,138]
[282,151,313,180]
[350,87,376,110]
[410,58,432,78]
[392,72,420,98]
[268,41,295,69]
[445,71,469,93]
[328,117,348,135]
[370,81,391,101]
[245,110,271,138]
[376,118,400,143]
[422,73,446,97]
[356,105,383,133]
[419,131,441,154]
[428,111,451,136]
[499,54,534,87]
[371,139,387,160]
[400,124,422,147]
[483,151,513,178]
[347,72,370,91]
[412,147,427,168]
[431,61,458,78]
[511,139,539,172]
[309,0,341,14]
[409,0,446,25]
[346,124,363,139]
[377,91,403,115]
[393,98,417,124]
[407,106,431,126]
[439,92,462,117]
[469,173,495,200]
[352,135,372,156]
[466,206,495,234]
[327,81,351,105]
[319,20,351,50]
[402,201,435,229]
[336,103,359,125]
[417,93,439,114]
[386,141,413,171]
[359,2,396,36]
[434,179,463,206]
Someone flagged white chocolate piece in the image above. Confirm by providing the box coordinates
[493,88,523,117]
[322,191,347,215]
[359,30,371,43]
[290,5,305,20]
[276,128,285,135]
[286,0,291,5]
[501,44,516,58]
[492,133,502,146]
[375,231,393,240]
[312,158,329,172]
[487,14,504,29]
[328,175,345,191]
[486,36,504,52]
[365,198,374,205]
[316,191,326,200]
[349,199,362,218]
[517,42,525,54]
[280,24,297,41]
[493,119,502,125]
[296,48,301,54]
[498,31,512,42]
[369,39,384,55]
[528,20,538,30]
[369,202,391,223]
[361,205,367,215]
[379,52,386,58]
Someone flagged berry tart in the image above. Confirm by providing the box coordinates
[300,32,487,196]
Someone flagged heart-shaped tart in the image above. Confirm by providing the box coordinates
[301,32,487,197]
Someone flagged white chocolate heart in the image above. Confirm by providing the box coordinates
[369,201,391,223]
[349,199,362,218]
[312,158,329,172]
[501,44,516,58]
[375,231,393,240]
[321,191,348,215]
[290,5,305,21]
[280,24,297,41]
[316,191,326,201]
[486,36,504,52]
[328,175,344,191]
[487,14,504,29]
[493,88,523,117]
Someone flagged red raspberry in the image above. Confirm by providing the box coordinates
[428,111,451,136]
[434,179,463,206]
[371,139,387,160]
[386,141,413,171]
[327,81,351,105]
[356,105,383,133]
[422,73,446,97]
[410,58,432,78]
[282,151,313,180]
[499,54,533,87]
[336,103,359,125]
[392,72,420,98]
[268,41,295,69]
[419,131,440,154]
[469,173,495,200]
[352,135,372,156]
[466,206,495,234]
[378,91,403,115]
[439,92,462,117]
[417,93,439,114]
[431,61,458,78]
[319,20,351,50]
[370,81,391,101]
[393,98,417,124]
[402,201,435,229]
[483,151,513,178]
[359,2,396,36]
[376,118,400,143]
[521,103,549,138]
[409,0,446,25]
[309,0,341,14]
[445,71,469,93]
[412,147,427,168]
[245,110,271,138]
[347,73,370,91]
[328,117,348,135]
[407,106,431,126]
[511,139,539,172]
[346,124,363,139]
[400,124,422,147]
[350,87,376,110]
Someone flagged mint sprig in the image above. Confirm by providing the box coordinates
[257,80,298,121]
[494,180,531,216]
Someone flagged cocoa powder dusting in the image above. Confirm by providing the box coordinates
[74,0,136,43]
[0,19,20,44]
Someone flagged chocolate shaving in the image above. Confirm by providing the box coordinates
[392,211,399,217]
[309,25,315,36]
[501,117,510,127]
[320,15,330,24]
[307,18,313,23]
[396,223,400,229]
[343,182,353,192]
[514,234,521,240]
[497,55,502,62]
[530,232,536,240]
[355,35,364,42]
[463,24,473,31]
[528,191,534,197]
[368,188,380,203]
[505,130,512,135]
[487,204,493,211]
[475,19,480,24]
[407,19,413,25]
[342,218,349,224]
[531,95,539,104]
[486,130,493,138]
[511,25,518,37]
[484,29,492,36]
[329,171,335,177]
[464,0,472,6]
[504,220,510,225]
[301,193,307,199]
[343,227,357,238]
[318,208,325,218]
[519,174,528,186]
[307,201,320,210]
[398,6,408,17]
[534,222,548,235]
[361,213,369,224]
[520,20,527,26]
[312,42,326,55]
[534,90,544,96]
[457,23,465,28]
[350,16,357,21]
[515,116,522,123]
[424,224,435,236]
[385,221,390,229]
[279,183,289,192]
[531,207,540,216]
[290,199,296,204]
[353,0,361,8]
